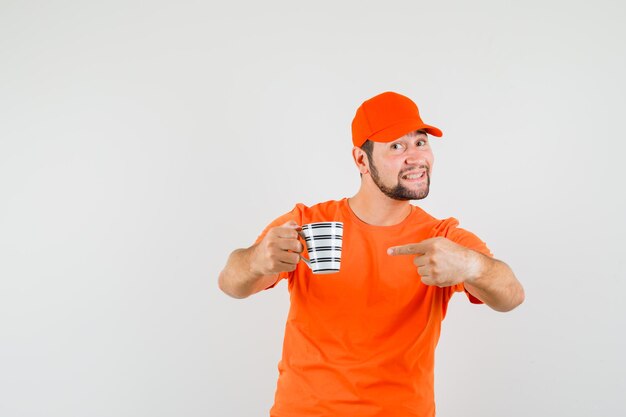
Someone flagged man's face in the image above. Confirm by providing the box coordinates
[367,131,434,201]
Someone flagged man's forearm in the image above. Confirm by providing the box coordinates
[218,246,277,299]
[464,253,525,312]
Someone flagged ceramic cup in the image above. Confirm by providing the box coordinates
[299,222,343,274]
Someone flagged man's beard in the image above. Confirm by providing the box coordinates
[369,159,430,201]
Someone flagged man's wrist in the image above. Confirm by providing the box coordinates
[246,245,265,278]
[464,249,487,285]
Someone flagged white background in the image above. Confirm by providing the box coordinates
[1,1,625,416]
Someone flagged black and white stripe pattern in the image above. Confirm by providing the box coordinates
[301,222,343,274]
[305,223,344,230]
[304,235,342,241]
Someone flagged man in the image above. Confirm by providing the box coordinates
[218,91,525,417]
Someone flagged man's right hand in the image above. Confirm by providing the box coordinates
[250,221,304,276]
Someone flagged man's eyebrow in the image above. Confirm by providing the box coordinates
[394,131,428,143]
[408,131,428,139]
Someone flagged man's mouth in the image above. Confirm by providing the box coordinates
[401,170,427,181]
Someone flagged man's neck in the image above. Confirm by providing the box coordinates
[348,184,413,226]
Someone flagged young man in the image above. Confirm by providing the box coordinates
[218,91,525,417]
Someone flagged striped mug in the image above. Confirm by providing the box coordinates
[299,222,343,274]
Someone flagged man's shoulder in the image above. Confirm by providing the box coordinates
[410,205,463,235]
[410,204,440,222]
[292,198,345,221]
[411,204,456,224]
[305,198,344,210]
[411,207,492,255]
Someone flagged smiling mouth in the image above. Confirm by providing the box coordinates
[401,170,427,181]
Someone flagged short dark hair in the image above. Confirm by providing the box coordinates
[360,139,374,162]
[359,140,374,178]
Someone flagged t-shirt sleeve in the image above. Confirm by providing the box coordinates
[445,221,494,304]
[253,206,303,290]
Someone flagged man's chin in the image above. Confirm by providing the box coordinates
[388,187,429,201]
[411,191,429,200]
[402,182,429,197]
[400,179,430,200]
[407,191,429,201]
[371,173,430,201]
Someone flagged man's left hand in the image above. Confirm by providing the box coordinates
[387,237,482,287]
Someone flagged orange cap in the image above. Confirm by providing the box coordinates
[351,91,443,147]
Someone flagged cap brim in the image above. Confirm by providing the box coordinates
[368,119,443,143]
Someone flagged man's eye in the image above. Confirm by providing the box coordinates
[417,140,426,146]
[391,143,403,150]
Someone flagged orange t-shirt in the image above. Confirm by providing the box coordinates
[255,198,493,417]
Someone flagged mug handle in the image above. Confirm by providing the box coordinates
[297,229,312,269]
[299,254,312,269]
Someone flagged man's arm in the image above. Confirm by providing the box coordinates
[388,237,525,312]
[463,253,525,312]
[218,221,303,299]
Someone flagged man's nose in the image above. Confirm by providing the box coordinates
[405,149,427,166]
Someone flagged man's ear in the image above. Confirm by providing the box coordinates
[352,146,369,175]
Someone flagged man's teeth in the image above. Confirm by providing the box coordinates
[404,172,424,179]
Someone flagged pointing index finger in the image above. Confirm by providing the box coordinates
[387,242,428,256]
